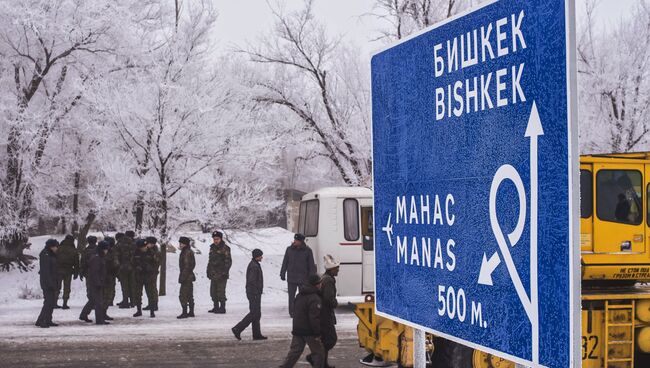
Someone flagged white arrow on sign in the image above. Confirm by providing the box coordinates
[478,252,501,286]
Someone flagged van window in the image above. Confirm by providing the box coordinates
[298,200,319,237]
[361,207,374,251]
[580,170,593,218]
[343,199,360,241]
[596,170,642,225]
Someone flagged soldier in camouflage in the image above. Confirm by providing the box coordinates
[116,231,136,308]
[102,236,120,321]
[176,236,196,319]
[207,231,232,314]
[142,236,160,313]
[132,239,154,317]
[55,234,78,310]
[78,236,98,323]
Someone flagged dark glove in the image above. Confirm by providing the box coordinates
[280,274,286,281]
[79,275,84,281]
[73,273,79,280]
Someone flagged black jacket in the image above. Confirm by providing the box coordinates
[245,259,264,296]
[87,252,107,288]
[280,242,316,284]
[320,273,338,325]
[291,284,322,337]
[39,247,58,290]
[56,238,78,274]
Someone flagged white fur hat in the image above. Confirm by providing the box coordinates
[324,254,340,270]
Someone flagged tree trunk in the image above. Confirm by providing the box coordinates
[77,211,96,251]
[134,191,145,234]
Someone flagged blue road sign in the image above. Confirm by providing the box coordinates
[371,0,579,367]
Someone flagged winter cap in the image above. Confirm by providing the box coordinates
[252,249,263,258]
[294,233,306,241]
[45,239,59,248]
[145,236,158,245]
[135,239,147,248]
[179,236,191,246]
[125,231,136,238]
[212,231,223,238]
[64,234,75,242]
[308,274,322,286]
[105,236,116,247]
[97,240,110,252]
[115,232,125,241]
[87,236,98,245]
[323,255,340,270]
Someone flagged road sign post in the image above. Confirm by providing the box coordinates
[371,0,579,367]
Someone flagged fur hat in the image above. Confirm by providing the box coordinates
[135,239,146,248]
[145,236,157,245]
[323,254,340,270]
[86,236,98,245]
[115,232,125,241]
[179,236,191,246]
[45,239,59,248]
[212,231,223,238]
[294,233,306,241]
[97,240,110,252]
[252,248,263,258]
[125,230,136,238]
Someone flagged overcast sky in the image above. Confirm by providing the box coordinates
[212,0,638,56]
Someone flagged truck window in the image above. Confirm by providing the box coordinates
[361,207,374,251]
[596,170,642,225]
[343,198,360,241]
[580,170,593,218]
[298,200,319,237]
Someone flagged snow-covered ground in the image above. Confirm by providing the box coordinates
[0,228,360,343]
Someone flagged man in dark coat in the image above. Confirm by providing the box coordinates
[102,236,119,320]
[142,236,160,312]
[308,255,340,368]
[279,274,325,368]
[36,239,59,328]
[78,235,98,322]
[116,231,136,308]
[232,249,266,340]
[79,241,110,325]
[177,236,196,319]
[207,231,232,313]
[280,233,317,317]
[132,239,157,318]
[55,234,78,310]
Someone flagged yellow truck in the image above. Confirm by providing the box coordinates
[352,153,650,367]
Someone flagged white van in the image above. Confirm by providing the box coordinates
[297,187,375,299]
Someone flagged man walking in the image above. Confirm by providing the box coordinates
[280,233,316,317]
[36,239,59,328]
[176,236,196,319]
[116,231,136,308]
[142,236,160,313]
[232,249,267,340]
[309,255,340,368]
[79,241,110,325]
[207,231,232,314]
[278,274,325,368]
[55,234,78,310]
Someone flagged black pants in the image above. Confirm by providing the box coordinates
[36,288,56,326]
[81,285,105,323]
[233,294,262,337]
[287,282,299,317]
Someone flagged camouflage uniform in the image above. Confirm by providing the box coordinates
[144,246,160,309]
[207,240,232,312]
[56,236,79,307]
[178,245,196,313]
[115,236,136,306]
[102,245,120,312]
[80,242,98,303]
[133,246,159,309]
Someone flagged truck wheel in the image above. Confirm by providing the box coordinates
[431,338,474,368]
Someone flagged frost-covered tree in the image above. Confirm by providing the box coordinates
[243,0,372,186]
[578,1,650,153]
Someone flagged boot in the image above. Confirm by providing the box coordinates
[53,303,62,309]
[208,301,218,313]
[149,308,155,318]
[104,309,114,321]
[188,303,195,318]
[177,305,188,319]
[133,305,142,317]
[216,301,226,314]
[231,327,241,340]
[79,316,93,323]
[143,305,151,311]
[62,299,70,310]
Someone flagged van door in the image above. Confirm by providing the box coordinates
[361,206,375,294]
[593,164,645,254]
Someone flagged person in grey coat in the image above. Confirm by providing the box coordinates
[36,239,59,328]
[232,248,266,340]
[280,233,316,317]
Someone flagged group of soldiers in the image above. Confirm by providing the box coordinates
[36,231,340,368]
